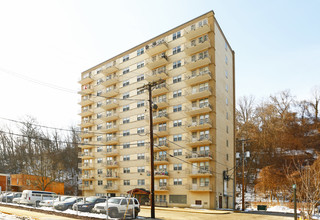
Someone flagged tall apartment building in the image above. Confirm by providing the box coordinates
[78,11,235,209]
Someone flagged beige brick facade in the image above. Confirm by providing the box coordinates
[78,11,235,209]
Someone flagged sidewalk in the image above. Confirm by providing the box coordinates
[0,206,77,220]
[141,205,232,214]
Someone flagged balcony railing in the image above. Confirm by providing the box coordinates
[154,170,169,177]
[184,54,211,70]
[186,151,213,161]
[146,69,169,82]
[152,83,169,97]
[189,168,213,176]
[104,185,119,191]
[105,173,119,179]
[78,151,94,158]
[186,103,212,116]
[184,22,210,40]
[188,136,212,146]
[187,120,212,131]
[106,161,118,167]
[185,86,212,101]
[78,74,93,85]
[102,100,119,110]
[184,39,211,55]
[102,61,119,75]
[189,184,212,191]
[146,53,169,69]
[186,70,212,85]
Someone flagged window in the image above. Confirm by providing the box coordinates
[226,112,229,120]
[137,153,145,160]
[123,117,130,124]
[123,80,129,87]
[123,130,130,136]
[225,56,228,64]
[137,61,144,69]
[225,42,228,51]
[137,127,145,134]
[123,143,130,149]
[226,97,228,105]
[97,147,103,152]
[173,149,182,156]
[173,90,182,98]
[173,31,181,40]
[173,120,182,127]
[98,180,103,186]
[123,55,129,62]
[97,113,102,119]
[135,75,144,84]
[137,88,144,95]
[123,68,129,74]
[225,70,228,78]
[173,178,182,185]
[97,124,102,130]
[173,135,182,142]
[97,169,103,174]
[137,114,145,121]
[97,135,102,141]
[123,168,130,173]
[106,145,113,152]
[123,105,130,112]
[169,195,187,204]
[173,46,181,55]
[173,60,181,69]
[137,48,144,56]
[173,75,182,83]
[138,166,145,173]
[226,139,229,147]
[97,158,103,163]
[123,155,130,161]
[226,84,228,92]
[97,78,103,85]
[173,105,182,112]
[174,164,182,170]
[138,179,145,185]
[137,101,145,108]
[123,92,129,99]
[226,154,229,161]
[97,90,102,96]
[124,180,130,185]
[137,140,145,147]
[226,125,229,134]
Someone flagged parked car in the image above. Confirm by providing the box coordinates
[0,192,11,202]
[1,192,22,203]
[72,196,106,212]
[92,197,140,218]
[53,197,83,211]
[20,190,56,206]
[39,196,72,207]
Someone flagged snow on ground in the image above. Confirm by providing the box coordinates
[0,212,33,220]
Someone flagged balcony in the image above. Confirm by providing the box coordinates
[154,170,169,179]
[146,39,168,56]
[78,151,94,159]
[82,185,94,191]
[79,109,93,117]
[186,151,213,162]
[78,97,94,106]
[78,75,93,85]
[146,70,169,82]
[100,113,119,123]
[189,184,212,192]
[103,137,119,145]
[188,168,213,177]
[152,84,169,97]
[153,98,169,109]
[100,125,119,133]
[102,61,119,75]
[153,113,169,124]
[188,136,212,147]
[102,76,119,87]
[185,40,211,55]
[186,103,213,116]
[105,161,119,168]
[79,163,95,170]
[184,55,211,70]
[185,71,212,86]
[78,86,94,95]
[94,82,105,91]
[102,100,119,111]
[153,127,169,137]
[154,141,169,152]
[185,86,212,101]
[101,88,119,98]
[80,131,94,138]
[79,142,95,149]
[186,120,212,131]
[103,149,119,157]
[154,156,169,165]
[104,173,120,180]
[104,185,119,191]
[154,185,169,192]
[79,174,95,180]
[80,119,94,128]
[146,54,169,70]
[184,23,211,40]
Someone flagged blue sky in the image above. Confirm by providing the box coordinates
[0,0,319,127]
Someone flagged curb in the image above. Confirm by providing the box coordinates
[141,206,232,215]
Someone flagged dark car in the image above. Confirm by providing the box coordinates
[53,197,83,211]
[1,192,22,203]
[72,196,106,212]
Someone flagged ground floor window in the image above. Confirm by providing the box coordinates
[169,195,187,204]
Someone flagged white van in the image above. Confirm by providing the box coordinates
[20,190,56,206]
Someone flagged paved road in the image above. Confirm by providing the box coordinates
[139,209,293,220]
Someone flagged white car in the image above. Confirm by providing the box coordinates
[39,196,72,207]
[92,197,140,218]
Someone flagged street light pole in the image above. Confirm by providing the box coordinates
[241,140,245,211]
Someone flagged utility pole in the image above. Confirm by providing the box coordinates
[138,79,165,219]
